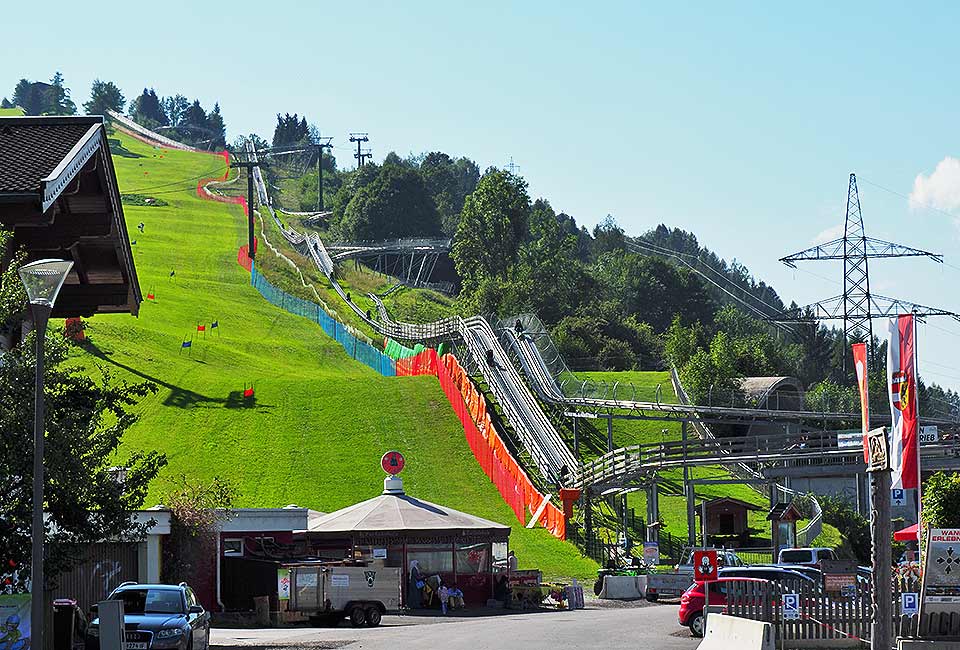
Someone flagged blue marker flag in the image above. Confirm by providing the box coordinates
[181,341,192,348]
[211,321,219,329]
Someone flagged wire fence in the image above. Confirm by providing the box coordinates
[251,265,395,377]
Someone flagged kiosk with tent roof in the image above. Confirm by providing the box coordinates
[298,452,511,607]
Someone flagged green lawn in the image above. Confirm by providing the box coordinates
[0,107,25,116]
[64,129,597,581]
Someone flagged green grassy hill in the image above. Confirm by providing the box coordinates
[66,129,596,581]
[0,107,25,116]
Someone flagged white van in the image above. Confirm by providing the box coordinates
[777,547,836,566]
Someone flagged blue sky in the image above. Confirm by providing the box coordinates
[4,1,960,393]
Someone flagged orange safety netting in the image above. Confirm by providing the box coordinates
[397,347,565,540]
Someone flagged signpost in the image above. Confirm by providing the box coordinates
[821,560,858,595]
[920,527,960,625]
[901,592,919,617]
[693,549,718,631]
[643,541,660,567]
[865,427,892,650]
[892,488,907,507]
[381,451,405,475]
[918,426,939,445]
[783,593,800,620]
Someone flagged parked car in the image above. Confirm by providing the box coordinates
[86,582,210,650]
[678,577,770,638]
[718,566,815,586]
[777,547,837,566]
[750,564,823,582]
[674,548,746,574]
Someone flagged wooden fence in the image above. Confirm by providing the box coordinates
[722,576,958,648]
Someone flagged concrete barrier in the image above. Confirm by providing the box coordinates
[698,614,775,650]
[598,575,647,599]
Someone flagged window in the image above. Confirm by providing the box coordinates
[718,513,736,535]
[223,539,244,556]
[407,545,454,574]
[114,589,185,614]
[456,543,490,574]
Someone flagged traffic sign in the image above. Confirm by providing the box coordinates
[693,549,718,582]
[783,593,800,620]
[892,488,907,507]
[901,592,919,617]
[381,450,405,475]
[643,542,660,567]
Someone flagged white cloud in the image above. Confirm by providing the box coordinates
[813,223,844,244]
[909,156,960,212]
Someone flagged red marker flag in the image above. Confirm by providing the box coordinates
[852,342,870,462]
[887,315,919,490]
[243,386,255,398]
[147,292,155,301]
[197,324,206,332]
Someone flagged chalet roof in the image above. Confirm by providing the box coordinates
[0,118,96,193]
[0,115,140,317]
[767,502,803,521]
[702,497,765,512]
[307,477,509,539]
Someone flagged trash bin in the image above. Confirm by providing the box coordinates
[52,598,87,650]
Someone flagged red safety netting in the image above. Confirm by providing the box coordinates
[394,348,565,538]
[395,349,438,376]
[196,151,248,215]
[237,244,253,271]
[407,350,567,540]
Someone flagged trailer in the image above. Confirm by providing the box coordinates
[287,564,401,627]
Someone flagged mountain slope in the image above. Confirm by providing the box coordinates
[66,129,596,580]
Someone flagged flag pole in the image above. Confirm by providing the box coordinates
[913,313,923,557]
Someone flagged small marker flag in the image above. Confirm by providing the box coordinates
[243,386,255,398]
[181,340,192,349]
[170,270,176,277]
[147,292,155,301]
[211,321,218,329]
[197,324,206,332]
[131,240,137,245]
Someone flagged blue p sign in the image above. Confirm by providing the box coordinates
[901,592,919,617]
[783,593,800,620]
[892,488,906,507]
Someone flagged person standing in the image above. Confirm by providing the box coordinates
[408,560,423,609]
[507,550,518,572]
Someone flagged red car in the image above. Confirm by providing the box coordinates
[678,577,770,637]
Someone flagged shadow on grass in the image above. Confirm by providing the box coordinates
[108,138,145,158]
[82,341,270,411]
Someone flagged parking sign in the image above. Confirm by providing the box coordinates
[783,593,800,620]
[892,488,907,507]
[901,592,919,617]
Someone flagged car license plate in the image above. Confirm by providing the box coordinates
[124,643,147,650]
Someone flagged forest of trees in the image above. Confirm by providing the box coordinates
[127,88,226,149]
[284,148,959,419]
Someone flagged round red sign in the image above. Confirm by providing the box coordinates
[381,451,405,475]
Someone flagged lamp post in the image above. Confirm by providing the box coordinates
[18,259,73,650]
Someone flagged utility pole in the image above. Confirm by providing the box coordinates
[315,137,333,211]
[359,148,373,166]
[866,427,892,650]
[683,421,697,546]
[349,132,369,168]
[229,141,267,260]
[506,156,520,175]
[776,173,954,371]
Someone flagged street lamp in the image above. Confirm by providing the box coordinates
[18,258,73,650]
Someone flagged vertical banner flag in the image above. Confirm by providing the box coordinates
[852,342,870,462]
[887,315,919,490]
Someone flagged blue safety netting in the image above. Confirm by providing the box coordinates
[251,266,396,376]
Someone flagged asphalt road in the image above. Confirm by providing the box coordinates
[211,603,699,650]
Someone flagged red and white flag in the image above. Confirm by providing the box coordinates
[887,315,919,490]
[851,343,870,462]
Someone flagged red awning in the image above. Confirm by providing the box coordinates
[894,523,919,541]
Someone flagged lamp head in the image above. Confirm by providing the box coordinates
[18,259,74,307]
